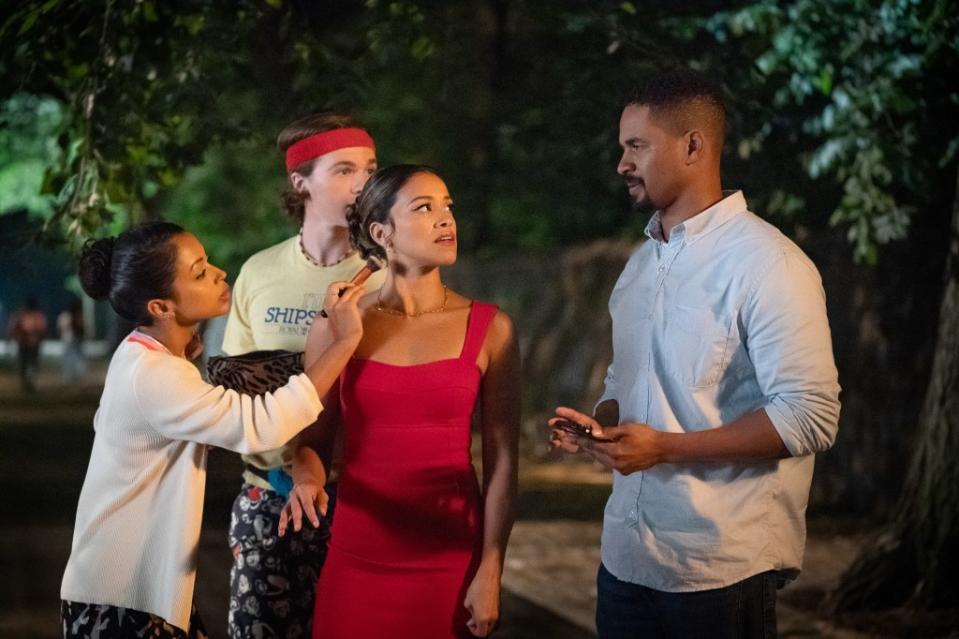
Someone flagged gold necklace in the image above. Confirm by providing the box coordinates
[375,286,449,317]
[299,229,355,267]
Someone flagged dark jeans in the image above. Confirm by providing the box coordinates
[596,563,778,639]
[17,344,39,393]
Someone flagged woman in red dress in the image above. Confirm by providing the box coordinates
[279,164,520,638]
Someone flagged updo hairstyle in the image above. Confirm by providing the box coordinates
[347,164,440,261]
[77,221,185,325]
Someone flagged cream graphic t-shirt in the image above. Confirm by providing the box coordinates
[222,235,386,482]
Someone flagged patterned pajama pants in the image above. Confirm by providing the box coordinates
[228,484,332,639]
[61,600,207,638]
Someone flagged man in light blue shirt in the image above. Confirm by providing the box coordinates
[550,69,841,638]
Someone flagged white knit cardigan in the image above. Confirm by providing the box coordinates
[61,332,321,630]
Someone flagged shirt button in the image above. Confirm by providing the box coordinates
[657,265,665,272]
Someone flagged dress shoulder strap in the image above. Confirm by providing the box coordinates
[459,302,499,363]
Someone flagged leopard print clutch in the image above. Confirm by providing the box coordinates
[207,350,304,395]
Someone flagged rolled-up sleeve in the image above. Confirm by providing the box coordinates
[742,249,841,456]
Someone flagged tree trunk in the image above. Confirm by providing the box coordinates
[831,165,959,612]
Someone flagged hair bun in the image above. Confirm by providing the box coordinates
[346,202,386,261]
[78,237,116,300]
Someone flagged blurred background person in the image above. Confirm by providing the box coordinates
[57,296,86,384]
[7,296,47,393]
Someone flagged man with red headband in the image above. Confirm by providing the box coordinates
[221,113,385,639]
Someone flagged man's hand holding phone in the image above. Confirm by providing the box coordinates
[548,406,666,475]
[551,418,615,443]
[548,407,617,454]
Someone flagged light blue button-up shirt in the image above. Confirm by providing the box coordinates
[598,190,840,591]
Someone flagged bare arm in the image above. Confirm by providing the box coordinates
[278,383,340,536]
[300,281,365,399]
[464,311,521,636]
[291,381,340,490]
[657,408,788,463]
[278,281,364,535]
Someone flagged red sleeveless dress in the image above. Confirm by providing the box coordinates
[311,302,498,639]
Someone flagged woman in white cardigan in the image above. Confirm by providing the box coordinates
[60,222,365,639]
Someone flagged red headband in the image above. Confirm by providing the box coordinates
[285,128,376,172]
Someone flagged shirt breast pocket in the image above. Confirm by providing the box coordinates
[663,305,731,388]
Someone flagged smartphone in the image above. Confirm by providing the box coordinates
[552,418,613,442]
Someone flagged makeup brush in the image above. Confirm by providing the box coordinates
[319,255,386,318]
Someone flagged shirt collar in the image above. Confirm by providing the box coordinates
[643,190,747,245]
[128,329,172,354]
[643,212,667,243]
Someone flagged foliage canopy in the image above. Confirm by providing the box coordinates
[1,0,956,271]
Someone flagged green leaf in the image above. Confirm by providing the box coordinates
[818,67,833,95]
[183,14,204,36]
[67,63,89,81]
[103,179,129,203]
[143,1,158,22]
[410,35,434,60]
[142,180,159,199]
[126,144,148,164]
[17,9,40,36]
[940,136,959,168]
[159,168,179,187]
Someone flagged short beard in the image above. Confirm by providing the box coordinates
[631,195,656,216]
